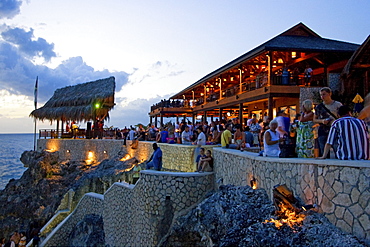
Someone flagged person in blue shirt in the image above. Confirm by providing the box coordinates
[146,143,163,171]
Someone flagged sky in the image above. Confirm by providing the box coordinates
[0,0,370,133]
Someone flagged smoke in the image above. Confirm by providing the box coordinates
[0,0,23,19]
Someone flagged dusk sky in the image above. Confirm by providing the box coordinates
[1,0,370,133]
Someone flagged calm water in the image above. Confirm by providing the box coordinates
[0,133,37,190]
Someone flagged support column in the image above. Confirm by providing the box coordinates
[219,108,222,121]
[160,114,163,128]
[219,78,222,100]
[192,114,196,125]
[56,120,60,139]
[204,84,207,104]
[239,68,243,93]
[267,51,273,86]
[203,111,207,123]
[155,115,158,128]
[366,70,369,95]
[239,103,243,124]
[268,95,274,120]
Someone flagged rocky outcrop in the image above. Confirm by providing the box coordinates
[0,150,138,241]
[161,185,367,247]
[67,214,105,247]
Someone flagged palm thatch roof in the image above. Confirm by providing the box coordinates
[30,76,116,122]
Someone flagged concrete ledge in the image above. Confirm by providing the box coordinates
[215,147,370,168]
[141,170,214,177]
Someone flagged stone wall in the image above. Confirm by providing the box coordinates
[42,192,104,247]
[126,140,218,172]
[41,171,214,246]
[213,148,370,241]
[37,139,125,163]
[103,171,214,246]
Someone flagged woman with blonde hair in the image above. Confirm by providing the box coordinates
[296,99,315,158]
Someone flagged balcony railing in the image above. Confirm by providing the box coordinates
[151,74,326,111]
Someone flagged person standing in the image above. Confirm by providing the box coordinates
[313,87,342,157]
[194,127,206,146]
[181,125,192,145]
[296,100,315,158]
[249,118,262,147]
[221,124,237,149]
[128,127,136,141]
[304,64,313,86]
[318,105,369,160]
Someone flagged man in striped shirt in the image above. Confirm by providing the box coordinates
[318,105,369,160]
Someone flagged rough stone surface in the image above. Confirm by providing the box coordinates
[213,148,370,241]
[0,149,137,242]
[67,214,105,246]
[161,185,366,247]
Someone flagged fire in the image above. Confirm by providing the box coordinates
[120,154,131,161]
[264,203,305,229]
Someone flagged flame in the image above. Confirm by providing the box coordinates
[252,182,257,190]
[120,154,131,161]
[264,203,305,229]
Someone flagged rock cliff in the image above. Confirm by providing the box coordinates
[0,150,138,242]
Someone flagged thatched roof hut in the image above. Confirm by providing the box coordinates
[30,76,116,122]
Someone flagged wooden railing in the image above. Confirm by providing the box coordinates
[38,129,118,139]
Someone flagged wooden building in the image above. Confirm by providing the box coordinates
[149,23,359,126]
[341,35,370,102]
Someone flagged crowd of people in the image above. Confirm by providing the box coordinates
[1,230,39,247]
[140,87,370,163]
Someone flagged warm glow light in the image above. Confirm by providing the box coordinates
[120,154,131,161]
[88,151,94,159]
[264,204,305,229]
[66,150,70,153]
[291,52,297,58]
[103,150,107,154]
[277,58,284,63]
[95,103,100,109]
[250,177,257,189]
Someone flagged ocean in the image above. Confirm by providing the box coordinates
[0,133,37,190]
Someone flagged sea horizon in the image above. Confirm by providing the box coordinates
[0,133,38,190]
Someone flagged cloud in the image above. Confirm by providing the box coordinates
[0,41,129,103]
[0,0,22,19]
[110,96,172,128]
[0,25,185,130]
[117,60,185,102]
[1,26,56,62]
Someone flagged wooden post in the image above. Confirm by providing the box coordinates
[267,51,272,86]
[239,68,243,93]
[239,103,243,124]
[219,78,222,100]
[268,96,274,120]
